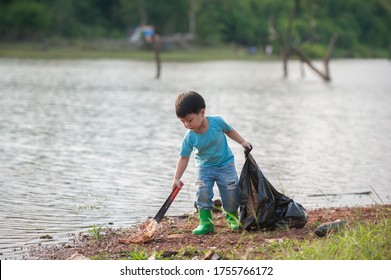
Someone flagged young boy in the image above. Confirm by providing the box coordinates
[172,91,252,235]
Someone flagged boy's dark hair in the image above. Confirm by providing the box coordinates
[175,91,206,118]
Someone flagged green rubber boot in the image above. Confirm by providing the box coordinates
[192,210,214,235]
[226,211,240,231]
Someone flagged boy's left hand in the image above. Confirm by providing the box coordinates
[241,141,252,150]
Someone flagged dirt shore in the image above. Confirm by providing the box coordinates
[28,204,391,260]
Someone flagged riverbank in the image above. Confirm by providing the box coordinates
[1,40,389,61]
[28,204,391,260]
[0,41,275,61]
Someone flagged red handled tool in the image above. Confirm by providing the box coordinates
[153,181,184,223]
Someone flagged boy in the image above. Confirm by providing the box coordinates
[172,91,252,235]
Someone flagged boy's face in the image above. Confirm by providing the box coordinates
[179,109,205,132]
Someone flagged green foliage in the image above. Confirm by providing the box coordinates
[300,42,327,58]
[127,248,153,260]
[88,224,107,240]
[89,252,112,260]
[264,220,391,260]
[173,245,202,260]
[0,0,50,39]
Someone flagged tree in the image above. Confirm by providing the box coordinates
[270,0,337,81]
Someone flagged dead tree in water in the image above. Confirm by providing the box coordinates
[274,0,337,82]
[152,34,161,79]
[290,34,338,81]
[281,0,297,78]
[135,0,161,79]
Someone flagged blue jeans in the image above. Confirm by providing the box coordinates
[195,161,239,213]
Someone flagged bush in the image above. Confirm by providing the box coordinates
[299,43,327,58]
[1,1,50,40]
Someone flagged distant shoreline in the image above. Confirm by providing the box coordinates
[0,41,276,61]
[1,41,389,61]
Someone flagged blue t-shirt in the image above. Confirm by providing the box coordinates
[180,116,234,167]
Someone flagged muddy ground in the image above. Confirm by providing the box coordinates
[28,204,391,260]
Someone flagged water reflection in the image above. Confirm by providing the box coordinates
[0,59,390,259]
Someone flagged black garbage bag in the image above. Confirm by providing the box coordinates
[239,149,308,230]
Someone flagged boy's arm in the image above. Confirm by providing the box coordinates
[172,156,190,190]
[225,129,252,149]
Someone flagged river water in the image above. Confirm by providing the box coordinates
[0,58,390,259]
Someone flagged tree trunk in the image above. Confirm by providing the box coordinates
[300,60,305,78]
[388,40,391,60]
[323,33,338,80]
[152,34,161,79]
[138,0,147,25]
[283,1,297,78]
[282,0,300,78]
[189,0,196,35]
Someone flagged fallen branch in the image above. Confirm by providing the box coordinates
[308,191,372,197]
[289,33,337,81]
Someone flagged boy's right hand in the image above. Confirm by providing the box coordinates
[172,179,183,191]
